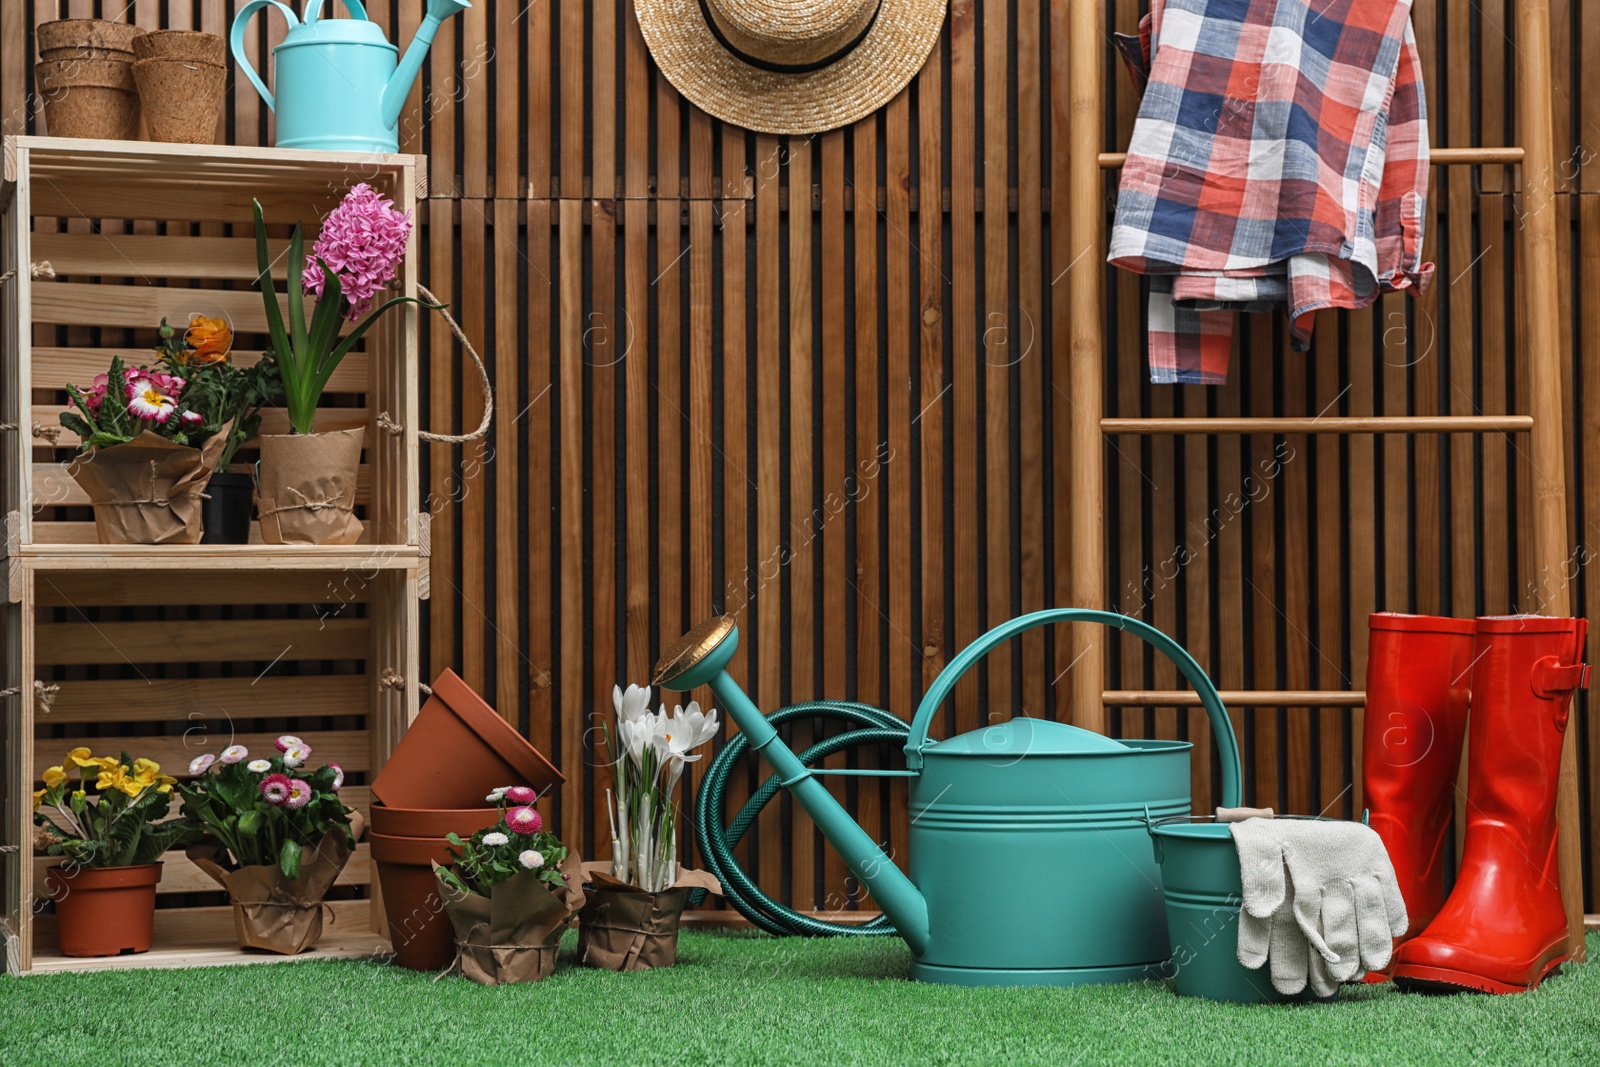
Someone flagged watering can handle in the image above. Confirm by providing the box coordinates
[229,0,300,112]
[302,0,371,22]
[903,608,1242,807]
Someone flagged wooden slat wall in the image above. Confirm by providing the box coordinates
[5,0,1597,914]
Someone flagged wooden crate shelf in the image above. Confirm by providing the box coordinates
[0,139,427,976]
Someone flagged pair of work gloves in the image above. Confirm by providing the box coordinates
[1228,815,1409,996]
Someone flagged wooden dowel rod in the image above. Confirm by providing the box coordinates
[1100,415,1534,435]
[1065,0,1106,735]
[1514,0,1583,962]
[1105,690,1366,708]
[1097,146,1524,168]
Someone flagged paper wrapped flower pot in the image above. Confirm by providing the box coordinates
[577,862,723,971]
[434,853,586,984]
[67,431,225,544]
[187,829,351,954]
[371,669,563,811]
[255,427,366,545]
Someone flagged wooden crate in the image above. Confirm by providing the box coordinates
[0,138,428,974]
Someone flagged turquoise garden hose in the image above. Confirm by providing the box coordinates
[691,701,905,936]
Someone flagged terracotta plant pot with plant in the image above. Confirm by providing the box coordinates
[250,185,441,544]
[33,748,190,957]
[58,316,279,544]
[433,794,583,984]
[132,56,226,143]
[370,669,564,811]
[369,803,500,971]
[177,739,356,954]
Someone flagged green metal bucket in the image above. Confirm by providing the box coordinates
[1146,816,1329,1003]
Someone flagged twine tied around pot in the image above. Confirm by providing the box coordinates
[376,284,493,445]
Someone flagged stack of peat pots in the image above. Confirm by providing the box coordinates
[130,30,228,143]
[34,21,228,143]
[369,670,564,970]
[35,20,143,140]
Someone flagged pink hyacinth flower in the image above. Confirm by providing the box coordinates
[505,805,542,835]
[301,183,414,321]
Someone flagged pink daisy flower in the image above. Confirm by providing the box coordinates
[505,805,542,836]
[503,785,538,804]
[219,745,249,764]
[285,779,313,810]
[282,742,312,767]
[275,735,304,752]
[260,773,291,805]
[328,762,344,791]
[188,753,216,776]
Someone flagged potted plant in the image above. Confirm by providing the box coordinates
[580,684,723,971]
[32,748,189,957]
[152,315,281,543]
[177,739,356,954]
[433,789,584,983]
[250,183,440,544]
[57,353,227,544]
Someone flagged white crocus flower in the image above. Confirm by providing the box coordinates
[613,683,653,725]
[662,701,719,761]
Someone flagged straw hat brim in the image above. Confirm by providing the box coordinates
[634,0,948,135]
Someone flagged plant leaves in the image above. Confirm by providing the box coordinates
[279,838,302,881]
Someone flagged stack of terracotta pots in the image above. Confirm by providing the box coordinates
[34,21,227,144]
[131,30,227,144]
[369,670,564,971]
[35,20,143,140]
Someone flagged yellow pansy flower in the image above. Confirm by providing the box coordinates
[42,765,67,789]
[32,788,46,810]
[66,746,93,766]
[95,763,133,794]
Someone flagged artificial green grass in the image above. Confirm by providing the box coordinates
[3,931,1597,1066]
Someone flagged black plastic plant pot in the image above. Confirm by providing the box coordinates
[200,470,254,544]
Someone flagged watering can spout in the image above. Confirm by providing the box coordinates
[380,0,472,133]
[655,618,931,955]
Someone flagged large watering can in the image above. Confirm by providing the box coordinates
[231,0,470,153]
[656,608,1243,987]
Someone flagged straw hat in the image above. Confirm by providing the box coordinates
[634,0,947,135]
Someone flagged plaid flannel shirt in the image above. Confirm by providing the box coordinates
[1109,0,1432,384]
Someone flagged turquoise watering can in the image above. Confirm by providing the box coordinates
[231,0,469,153]
[656,608,1243,987]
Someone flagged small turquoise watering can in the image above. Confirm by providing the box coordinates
[231,0,469,153]
[656,608,1243,987]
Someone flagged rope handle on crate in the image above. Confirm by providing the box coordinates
[0,681,60,710]
[375,284,494,445]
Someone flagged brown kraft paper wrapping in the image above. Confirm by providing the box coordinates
[186,829,353,954]
[433,853,586,985]
[256,427,365,545]
[67,431,226,544]
[577,862,724,971]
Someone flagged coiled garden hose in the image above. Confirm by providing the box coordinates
[690,700,907,936]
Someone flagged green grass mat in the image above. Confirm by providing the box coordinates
[3,930,1596,1065]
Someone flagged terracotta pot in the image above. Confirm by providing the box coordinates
[131,29,225,65]
[200,470,254,544]
[371,830,469,971]
[45,862,162,958]
[370,803,500,839]
[371,669,563,810]
[35,58,140,140]
[256,427,365,545]
[36,19,143,61]
[131,57,225,144]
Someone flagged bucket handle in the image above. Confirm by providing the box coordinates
[903,608,1241,807]
[230,0,300,112]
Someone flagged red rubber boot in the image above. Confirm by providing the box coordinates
[1360,613,1475,982]
[1392,615,1588,994]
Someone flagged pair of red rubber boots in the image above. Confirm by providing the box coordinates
[1363,613,1588,994]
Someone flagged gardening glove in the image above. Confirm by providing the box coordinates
[1231,817,1408,983]
[1236,856,1317,996]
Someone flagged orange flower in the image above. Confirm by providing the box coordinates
[183,314,232,365]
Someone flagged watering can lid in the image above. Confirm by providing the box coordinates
[928,717,1131,757]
